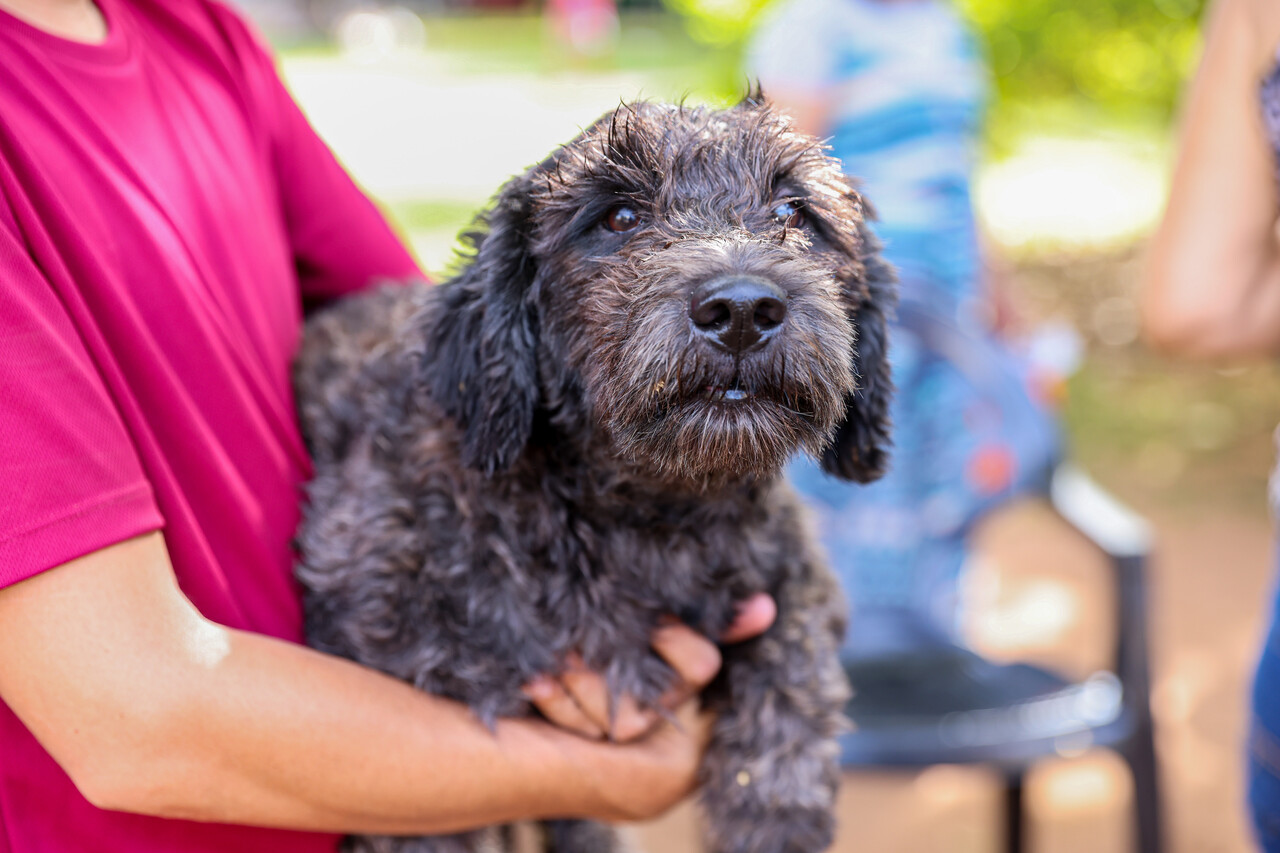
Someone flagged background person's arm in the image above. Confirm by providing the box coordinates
[0,532,715,833]
[1141,0,1280,359]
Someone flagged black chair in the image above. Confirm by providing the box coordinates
[839,461,1162,853]
[833,303,1161,850]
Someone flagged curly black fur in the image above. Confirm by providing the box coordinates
[293,96,896,853]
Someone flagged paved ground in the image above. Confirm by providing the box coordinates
[282,52,660,202]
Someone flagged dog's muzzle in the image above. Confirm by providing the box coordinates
[689,275,787,356]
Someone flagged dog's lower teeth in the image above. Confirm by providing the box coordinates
[704,386,750,401]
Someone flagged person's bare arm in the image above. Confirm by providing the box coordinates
[1142,0,1280,359]
[0,532,717,833]
[760,89,830,140]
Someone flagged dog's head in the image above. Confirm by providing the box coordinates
[420,96,895,486]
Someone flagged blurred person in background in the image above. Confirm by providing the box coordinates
[547,0,619,59]
[0,0,774,849]
[1141,0,1280,847]
[747,0,1060,665]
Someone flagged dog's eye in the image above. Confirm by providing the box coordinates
[772,200,806,229]
[604,205,641,233]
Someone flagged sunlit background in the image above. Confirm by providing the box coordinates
[237,1,1280,849]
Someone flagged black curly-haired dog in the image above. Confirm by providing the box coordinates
[293,95,895,853]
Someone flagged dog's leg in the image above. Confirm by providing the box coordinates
[540,819,625,853]
[342,827,504,853]
[698,558,850,853]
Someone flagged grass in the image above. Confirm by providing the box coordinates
[386,198,484,233]
[419,11,729,77]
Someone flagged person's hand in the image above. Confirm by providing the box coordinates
[572,697,717,823]
[522,593,776,742]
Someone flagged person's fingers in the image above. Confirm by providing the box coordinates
[522,675,604,740]
[557,657,611,730]
[607,693,662,743]
[651,622,723,697]
[720,593,777,644]
[577,694,717,823]
[559,657,663,742]
[528,593,776,743]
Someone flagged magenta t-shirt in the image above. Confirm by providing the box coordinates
[0,0,421,848]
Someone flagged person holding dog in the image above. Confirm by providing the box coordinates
[0,0,776,850]
[1142,0,1280,847]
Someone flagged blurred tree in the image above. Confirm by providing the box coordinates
[661,0,771,46]
[956,0,1203,119]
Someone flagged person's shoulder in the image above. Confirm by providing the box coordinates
[1211,0,1280,76]
[1238,0,1280,30]
[750,0,868,56]
[1248,0,1280,63]
[754,0,859,30]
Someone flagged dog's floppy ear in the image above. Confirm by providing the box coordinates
[418,173,540,475]
[821,217,896,483]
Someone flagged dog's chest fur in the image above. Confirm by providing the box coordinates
[295,285,814,726]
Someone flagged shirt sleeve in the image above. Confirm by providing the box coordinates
[0,219,163,587]
[208,2,423,303]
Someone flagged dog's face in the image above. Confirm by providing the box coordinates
[421,97,894,487]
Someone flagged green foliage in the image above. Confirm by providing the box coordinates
[955,0,1204,120]
[660,0,773,47]
[659,0,1207,123]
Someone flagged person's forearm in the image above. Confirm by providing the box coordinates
[0,533,684,835]
[1144,234,1280,359]
[1141,0,1280,359]
[758,88,829,140]
[103,626,600,832]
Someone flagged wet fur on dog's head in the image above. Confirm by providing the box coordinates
[420,95,895,487]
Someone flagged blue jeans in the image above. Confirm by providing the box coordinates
[1250,569,1280,849]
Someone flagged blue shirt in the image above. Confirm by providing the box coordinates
[748,0,987,317]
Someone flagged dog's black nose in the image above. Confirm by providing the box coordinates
[689,276,788,355]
